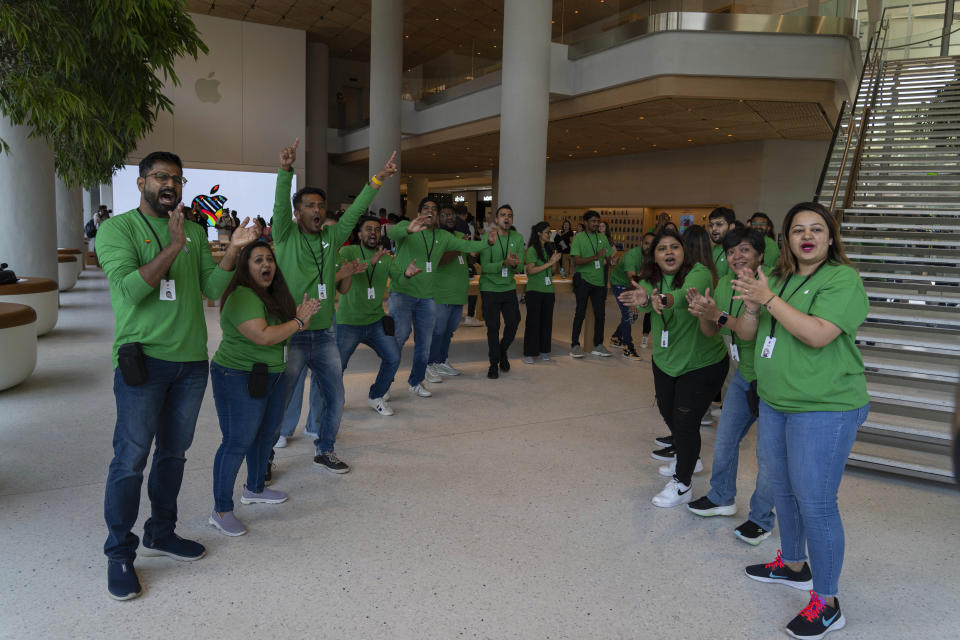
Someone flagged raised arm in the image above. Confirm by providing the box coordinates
[330,151,399,247]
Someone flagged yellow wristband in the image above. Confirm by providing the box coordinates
[370,175,383,187]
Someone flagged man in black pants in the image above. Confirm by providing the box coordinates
[569,210,615,358]
[477,205,525,378]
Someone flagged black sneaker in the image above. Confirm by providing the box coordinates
[745,549,813,590]
[140,533,206,561]
[487,364,499,379]
[107,560,142,601]
[687,496,737,517]
[651,445,676,461]
[314,451,350,474]
[654,434,673,447]
[735,519,773,546]
[786,592,845,639]
[622,344,642,360]
[499,354,510,372]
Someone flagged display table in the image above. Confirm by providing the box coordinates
[58,247,84,271]
[0,302,38,390]
[0,277,59,335]
[57,254,79,291]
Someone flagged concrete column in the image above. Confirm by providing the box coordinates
[99,179,113,212]
[83,188,100,224]
[306,42,330,191]
[0,117,58,281]
[368,0,403,215]
[496,0,552,236]
[405,175,429,220]
[55,179,84,250]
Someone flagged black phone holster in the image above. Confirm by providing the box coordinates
[381,315,395,336]
[746,380,760,418]
[248,363,269,398]
[117,342,148,386]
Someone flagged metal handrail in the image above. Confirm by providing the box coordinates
[814,99,847,202]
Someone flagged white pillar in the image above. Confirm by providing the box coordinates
[368,0,403,215]
[307,42,330,192]
[405,175,430,219]
[83,188,100,224]
[56,178,84,250]
[99,179,113,212]
[496,0,552,236]
[0,118,58,282]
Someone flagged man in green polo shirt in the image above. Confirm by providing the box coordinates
[426,204,474,380]
[569,210,615,358]
[271,139,398,474]
[98,151,260,601]
[336,216,420,416]
[708,206,735,279]
[748,211,781,269]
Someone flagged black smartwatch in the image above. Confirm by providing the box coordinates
[716,311,729,328]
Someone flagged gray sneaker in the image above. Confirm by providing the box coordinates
[209,510,247,536]
[570,345,585,358]
[240,485,288,504]
[591,344,613,357]
[522,356,535,364]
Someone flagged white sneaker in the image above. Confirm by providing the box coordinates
[304,430,318,440]
[540,353,551,361]
[652,478,694,508]
[711,406,723,418]
[409,384,432,398]
[274,435,288,449]
[522,356,535,364]
[658,458,704,477]
[700,414,714,426]
[640,336,649,349]
[437,361,461,376]
[368,397,394,416]
[461,316,482,326]
[383,391,391,401]
[424,366,443,383]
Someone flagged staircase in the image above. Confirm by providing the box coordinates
[818,48,959,483]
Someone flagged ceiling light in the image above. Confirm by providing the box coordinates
[435,17,439,22]
[638,116,645,120]
[568,153,574,157]
[727,134,733,137]
[687,139,693,142]
[593,149,598,153]
[574,9,580,14]
[714,127,720,130]
[651,144,657,147]
[620,146,626,150]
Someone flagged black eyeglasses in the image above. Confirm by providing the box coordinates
[146,171,188,186]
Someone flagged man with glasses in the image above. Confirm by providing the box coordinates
[271,139,398,474]
[97,151,260,601]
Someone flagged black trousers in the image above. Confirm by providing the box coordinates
[652,356,729,485]
[467,295,478,316]
[480,290,520,365]
[523,291,555,357]
[571,273,605,348]
[643,312,652,335]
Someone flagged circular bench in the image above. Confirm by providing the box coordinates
[0,302,38,390]
[0,277,59,335]
[58,254,79,291]
[58,247,85,272]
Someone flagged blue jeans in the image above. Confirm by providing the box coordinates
[706,370,775,531]
[388,291,436,386]
[210,363,287,512]
[278,365,320,438]
[337,320,401,399]
[428,303,462,365]
[610,284,633,347]
[282,327,344,454]
[758,400,869,597]
[104,357,207,560]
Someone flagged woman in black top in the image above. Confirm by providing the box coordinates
[556,220,574,277]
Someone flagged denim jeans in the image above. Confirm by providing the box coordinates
[282,327,344,454]
[104,357,207,560]
[210,362,287,512]
[337,320,401,399]
[277,365,320,438]
[609,284,633,347]
[388,291,436,386]
[758,400,869,596]
[706,370,775,531]
[429,303,463,365]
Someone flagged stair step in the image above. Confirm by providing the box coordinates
[852,197,960,207]
[841,207,960,216]
[860,411,954,444]
[843,216,960,231]
[865,286,960,305]
[860,347,960,380]
[867,302,960,328]
[857,321,960,351]
[867,380,956,412]
[847,248,958,265]
[843,232,959,247]
[853,264,960,284]
[846,440,955,484]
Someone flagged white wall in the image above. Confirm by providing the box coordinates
[130,13,306,179]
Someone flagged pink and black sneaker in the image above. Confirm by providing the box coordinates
[745,549,813,590]
[785,591,845,639]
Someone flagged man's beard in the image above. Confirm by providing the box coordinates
[144,186,180,215]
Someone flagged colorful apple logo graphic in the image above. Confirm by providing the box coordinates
[195,72,222,103]
[191,185,229,226]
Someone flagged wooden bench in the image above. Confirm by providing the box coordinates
[0,277,59,335]
[57,254,79,291]
[0,302,38,390]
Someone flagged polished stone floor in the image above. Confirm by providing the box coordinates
[1,269,957,639]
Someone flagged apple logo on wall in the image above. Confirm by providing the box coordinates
[195,72,222,103]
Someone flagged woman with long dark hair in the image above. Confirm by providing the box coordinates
[208,240,322,537]
[618,229,728,507]
[732,202,869,639]
[682,224,718,286]
[522,221,561,364]
[556,219,574,277]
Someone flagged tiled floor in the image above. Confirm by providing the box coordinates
[1,270,957,639]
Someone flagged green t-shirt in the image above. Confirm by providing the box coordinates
[478,230,525,292]
[570,231,612,286]
[609,246,645,286]
[636,262,727,376]
[97,209,234,367]
[712,243,730,279]
[387,222,488,299]
[433,231,471,305]
[271,168,377,330]
[712,270,770,383]
[336,245,391,326]
[214,286,287,372]
[524,246,555,293]
[762,236,780,269]
[754,263,870,413]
